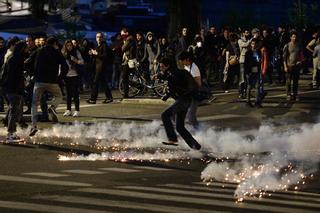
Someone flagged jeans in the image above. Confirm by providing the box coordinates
[247,72,263,104]
[285,66,300,97]
[6,93,23,133]
[312,58,319,86]
[161,98,201,149]
[90,71,113,101]
[32,82,62,127]
[65,76,80,111]
[186,98,199,128]
[239,63,247,96]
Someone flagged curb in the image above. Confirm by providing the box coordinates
[120,98,174,105]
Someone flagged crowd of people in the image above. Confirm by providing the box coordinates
[0,25,319,145]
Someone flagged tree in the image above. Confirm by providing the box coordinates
[168,0,201,40]
[29,0,46,19]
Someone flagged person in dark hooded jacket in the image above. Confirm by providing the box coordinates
[2,41,27,142]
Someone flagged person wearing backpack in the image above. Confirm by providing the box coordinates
[1,41,27,142]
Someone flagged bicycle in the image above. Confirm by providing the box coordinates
[119,62,168,98]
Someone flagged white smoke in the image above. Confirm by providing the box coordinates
[201,122,320,201]
[1,120,319,201]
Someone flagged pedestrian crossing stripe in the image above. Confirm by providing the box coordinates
[73,187,318,213]
[194,181,320,198]
[117,185,320,209]
[0,175,91,187]
[62,170,107,175]
[161,184,320,203]
[99,168,140,173]
[0,200,108,213]
[34,195,222,213]
[133,166,173,171]
[23,172,70,178]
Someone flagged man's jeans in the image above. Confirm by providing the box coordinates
[285,66,300,97]
[32,83,62,127]
[161,98,201,149]
[6,93,23,133]
[247,72,263,104]
[186,98,199,128]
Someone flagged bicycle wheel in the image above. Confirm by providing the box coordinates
[119,73,144,97]
[153,79,168,97]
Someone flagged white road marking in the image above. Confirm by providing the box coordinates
[0,175,91,187]
[61,170,106,175]
[133,166,173,171]
[0,200,108,213]
[99,168,140,173]
[23,172,69,178]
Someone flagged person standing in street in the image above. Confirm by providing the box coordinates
[87,32,114,104]
[283,31,304,101]
[155,57,201,150]
[121,28,137,98]
[1,41,27,142]
[29,37,68,136]
[61,40,84,117]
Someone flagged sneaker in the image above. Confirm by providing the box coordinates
[191,143,201,150]
[73,111,80,117]
[102,99,113,104]
[246,101,254,107]
[63,110,72,117]
[19,122,28,129]
[208,95,217,103]
[255,102,263,108]
[48,107,58,122]
[6,133,23,143]
[29,127,38,137]
[293,96,300,101]
[86,99,96,104]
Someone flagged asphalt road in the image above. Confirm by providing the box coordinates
[0,75,319,212]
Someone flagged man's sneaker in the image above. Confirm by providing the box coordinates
[19,122,28,129]
[208,95,217,103]
[102,99,113,104]
[86,99,96,104]
[191,143,201,150]
[73,111,80,117]
[293,96,300,101]
[63,110,72,117]
[48,107,58,122]
[6,133,23,143]
[29,127,38,137]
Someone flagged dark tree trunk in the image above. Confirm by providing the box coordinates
[168,0,201,40]
[29,0,46,19]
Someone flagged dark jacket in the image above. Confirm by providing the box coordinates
[122,36,137,62]
[93,41,113,73]
[31,45,68,83]
[244,49,262,74]
[158,68,196,100]
[2,53,25,94]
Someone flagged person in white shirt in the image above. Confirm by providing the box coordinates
[178,51,201,128]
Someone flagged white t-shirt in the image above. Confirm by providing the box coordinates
[184,62,201,78]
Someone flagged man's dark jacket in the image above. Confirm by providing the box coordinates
[30,45,68,83]
[94,41,113,73]
[159,68,196,100]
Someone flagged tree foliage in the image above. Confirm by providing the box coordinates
[168,0,201,40]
